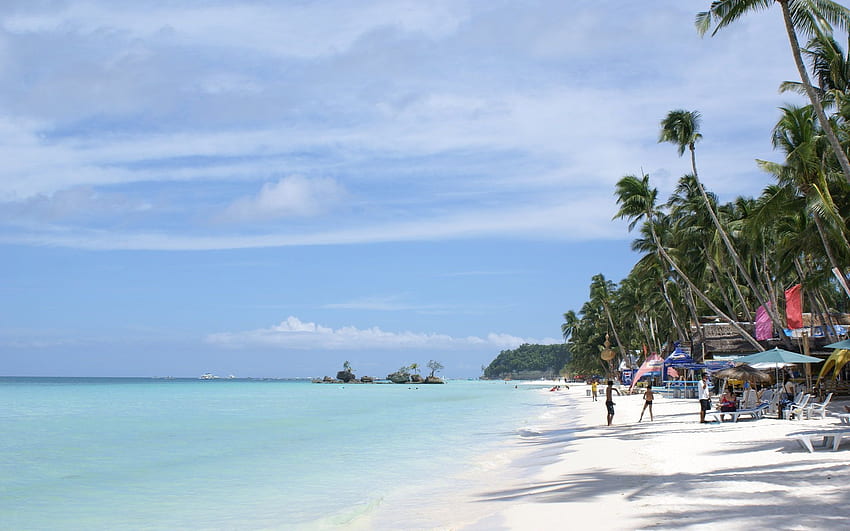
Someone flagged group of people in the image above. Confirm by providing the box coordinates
[600,373,769,425]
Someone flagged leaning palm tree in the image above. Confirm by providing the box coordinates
[758,104,850,271]
[659,110,787,339]
[614,173,763,349]
[631,223,690,342]
[697,0,850,186]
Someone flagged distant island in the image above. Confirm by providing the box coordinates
[313,360,445,384]
[481,343,570,380]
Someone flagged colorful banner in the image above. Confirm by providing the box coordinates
[628,353,663,391]
[755,304,773,340]
[785,284,803,329]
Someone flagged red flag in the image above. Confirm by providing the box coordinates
[785,284,803,329]
[755,304,772,340]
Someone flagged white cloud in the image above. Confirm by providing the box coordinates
[0,1,813,247]
[322,296,446,312]
[206,316,559,351]
[0,186,151,225]
[0,192,629,250]
[220,175,346,222]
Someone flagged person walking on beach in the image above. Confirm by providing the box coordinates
[639,386,654,422]
[698,373,712,424]
[591,379,598,401]
[605,380,615,426]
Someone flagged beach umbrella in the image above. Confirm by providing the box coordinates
[734,347,822,391]
[824,338,850,349]
[732,347,821,366]
[711,364,772,383]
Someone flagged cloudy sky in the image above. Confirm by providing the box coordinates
[0,0,818,377]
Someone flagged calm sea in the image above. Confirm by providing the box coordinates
[0,377,561,530]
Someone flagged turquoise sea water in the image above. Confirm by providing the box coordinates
[0,378,557,530]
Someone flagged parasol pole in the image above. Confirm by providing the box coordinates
[801,330,813,394]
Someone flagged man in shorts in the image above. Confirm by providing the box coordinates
[698,373,712,423]
[605,380,615,426]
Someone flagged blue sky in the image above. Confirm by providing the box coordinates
[0,1,819,377]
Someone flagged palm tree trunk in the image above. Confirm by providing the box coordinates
[682,283,703,344]
[813,212,845,275]
[796,256,842,344]
[634,314,653,357]
[779,0,850,186]
[648,222,764,350]
[706,257,736,318]
[659,275,688,340]
[649,316,662,357]
[814,290,840,342]
[602,301,628,363]
[690,144,787,339]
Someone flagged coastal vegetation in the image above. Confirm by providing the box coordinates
[315,360,445,384]
[482,343,570,380]
[563,1,850,378]
[388,360,445,384]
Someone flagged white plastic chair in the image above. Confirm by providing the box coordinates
[741,388,758,409]
[805,393,833,420]
[784,394,811,421]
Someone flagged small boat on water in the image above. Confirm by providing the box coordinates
[200,373,218,380]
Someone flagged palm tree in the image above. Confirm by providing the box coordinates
[697,0,850,186]
[615,269,671,357]
[758,104,850,272]
[426,360,443,378]
[659,109,788,342]
[780,33,850,105]
[636,210,694,342]
[561,310,580,342]
[614,173,763,349]
[562,302,608,376]
[589,274,628,363]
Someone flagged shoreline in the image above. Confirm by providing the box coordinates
[443,384,850,530]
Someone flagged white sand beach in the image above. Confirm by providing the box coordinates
[447,384,850,530]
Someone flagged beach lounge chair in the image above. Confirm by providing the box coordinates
[804,393,833,420]
[705,403,769,423]
[783,394,811,421]
[790,429,850,453]
[759,389,780,417]
[741,388,758,409]
[837,413,850,425]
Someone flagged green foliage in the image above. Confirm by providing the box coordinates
[427,360,444,377]
[483,344,570,379]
